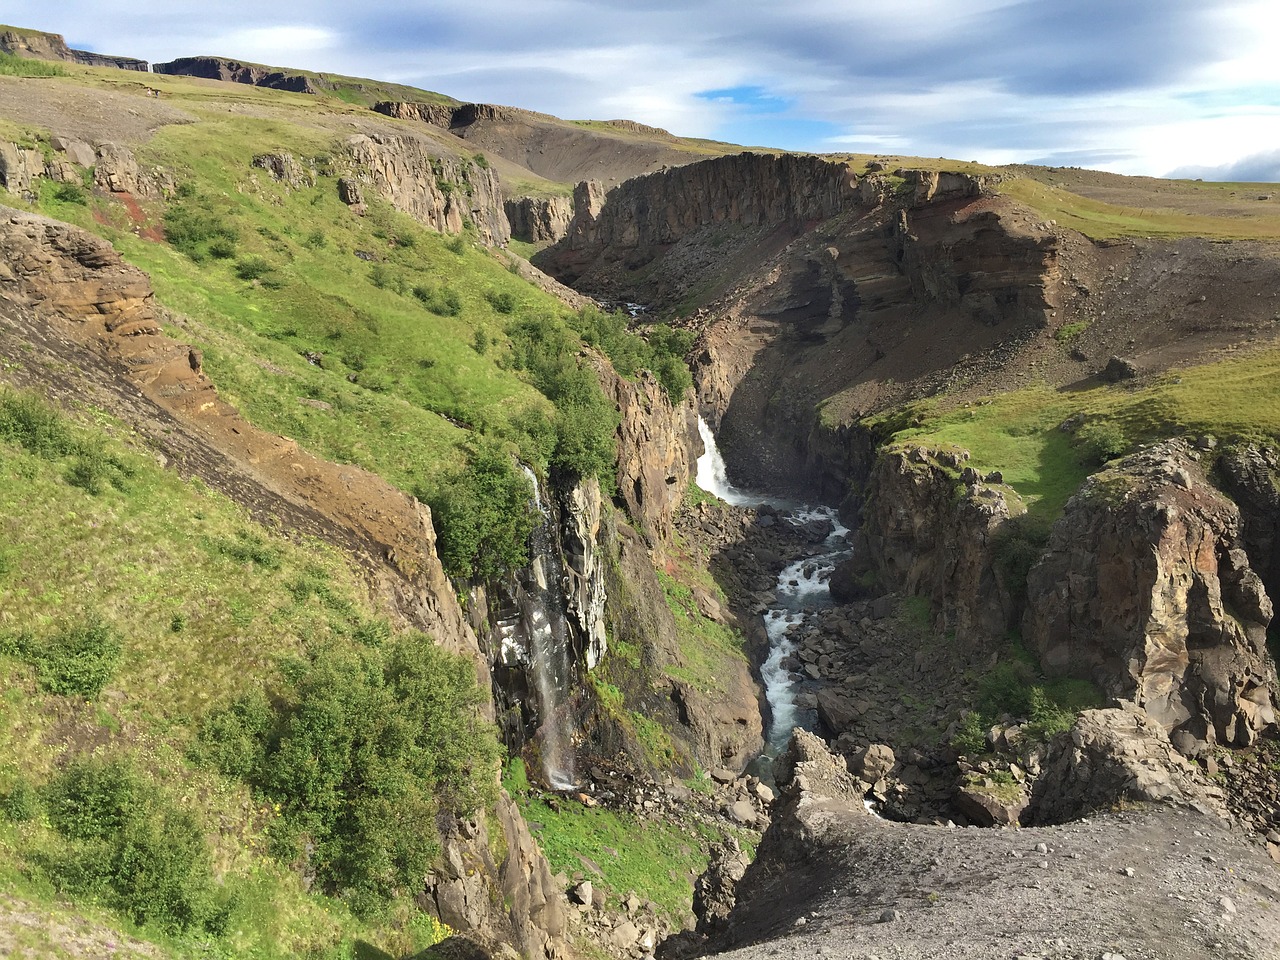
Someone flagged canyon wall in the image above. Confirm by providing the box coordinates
[535,153,859,295]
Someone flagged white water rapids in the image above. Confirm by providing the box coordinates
[694,417,853,753]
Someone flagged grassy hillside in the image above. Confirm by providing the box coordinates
[0,388,489,958]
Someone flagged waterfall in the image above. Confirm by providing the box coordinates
[695,417,773,508]
[493,467,577,790]
[695,417,853,753]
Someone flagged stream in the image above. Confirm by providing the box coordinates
[694,417,853,753]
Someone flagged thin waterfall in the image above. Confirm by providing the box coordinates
[492,467,577,790]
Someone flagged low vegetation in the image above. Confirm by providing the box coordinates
[0,390,486,956]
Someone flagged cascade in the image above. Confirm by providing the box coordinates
[694,417,853,752]
[492,467,577,790]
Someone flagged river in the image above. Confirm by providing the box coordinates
[694,417,853,753]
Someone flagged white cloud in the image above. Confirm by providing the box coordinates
[1,0,1277,178]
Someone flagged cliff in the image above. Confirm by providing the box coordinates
[844,443,1022,641]
[535,153,859,297]
[342,133,511,245]
[1025,441,1278,754]
[0,26,147,70]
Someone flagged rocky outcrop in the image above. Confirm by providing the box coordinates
[0,27,147,70]
[1,138,174,200]
[849,443,1021,642]
[1029,706,1226,825]
[373,100,457,127]
[153,56,319,92]
[561,478,609,670]
[505,195,572,243]
[427,797,568,960]
[1217,443,1280,608]
[1025,441,1278,754]
[594,359,694,548]
[536,153,858,294]
[342,133,511,245]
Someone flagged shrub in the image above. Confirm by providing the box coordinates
[412,284,463,316]
[507,313,620,482]
[44,757,221,933]
[1075,418,1128,465]
[952,711,987,755]
[194,635,499,911]
[427,440,536,581]
[19,619,122,699]
[234,256,272,281]
[1,779,40,822]
[50,181,87,205]
[485,290,516,314]
[164,200,239,261]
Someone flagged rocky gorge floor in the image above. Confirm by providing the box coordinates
[696,732,1280,960]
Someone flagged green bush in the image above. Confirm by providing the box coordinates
[43,757,222,933]
[485,290,516,314]
[1075,418,1128,465]
[1,779,40,822]
[234,255,272,281]
[164,198,239,261]
[569,307,694,402]
[50,181,88,205]
[426,440,536,581]
[507,313,619,482]
[194,634,499,911]
[18,618,122,699]
[412,285,463,317]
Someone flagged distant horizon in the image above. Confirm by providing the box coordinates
[4,1,1279,183]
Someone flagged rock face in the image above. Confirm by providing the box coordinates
[342,133,511,245]
[505,195,573,243]
[595,516,764,772]
[153,56,320,92]
[1029,706,1226,825]
[561,478,609,670]
[536,153,858,294]
[1025,441,1278,753]
[594,358,694,548]
[851,443,1021,642]
[1217,443,1280,608]
[1,138,174,201]
[894,193,1058,329]
[426,799,568,960]
[0,28,147,70]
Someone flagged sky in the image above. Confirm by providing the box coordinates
[5,0,1280,180]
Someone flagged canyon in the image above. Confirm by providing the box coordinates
[2,25,1280,960]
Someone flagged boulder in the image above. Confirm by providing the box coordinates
[1028,706,1225,825]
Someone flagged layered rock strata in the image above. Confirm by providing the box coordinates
[0,28,147,70]
[342,133,511,245]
